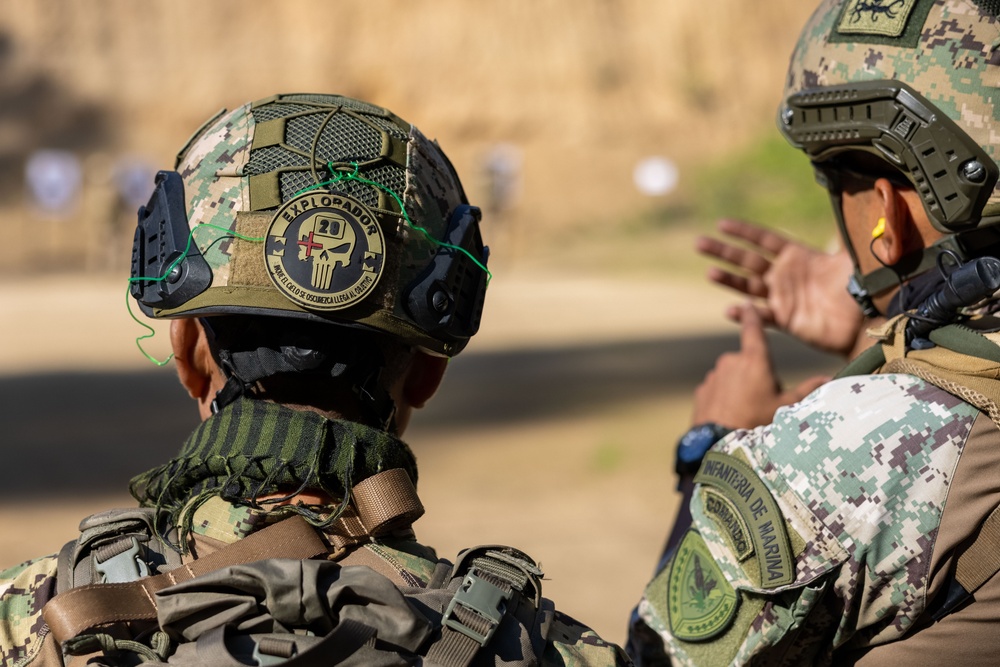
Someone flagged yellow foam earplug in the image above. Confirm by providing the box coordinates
[872,217,886,239]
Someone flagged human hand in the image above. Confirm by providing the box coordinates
[692,305,829,430]
[696,219,866,358]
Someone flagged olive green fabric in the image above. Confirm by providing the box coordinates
[129,397,418,545]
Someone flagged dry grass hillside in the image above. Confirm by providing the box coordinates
[0,0,819,274]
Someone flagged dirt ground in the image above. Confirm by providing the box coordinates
[0,267,830,646]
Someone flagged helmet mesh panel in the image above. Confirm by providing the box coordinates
[244,145,309,176]
[247,101,408,209]
[283,94,386,115]
[368,115,409,142]
[279,171,380,208]
[283,113,384,163]
[970,0,1000,16]
[251,103,313,123]
[362,164,407,205]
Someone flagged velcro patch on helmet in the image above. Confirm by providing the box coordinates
[264,192,385,311]
[831,0,934,46]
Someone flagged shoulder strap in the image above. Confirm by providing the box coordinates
[56,507,183,594]
[933,503,1000,621]
[42,514,327,644]
[424,545,544,667]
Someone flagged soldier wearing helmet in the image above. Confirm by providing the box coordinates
[0,94,629,666]
[629,1,1000,664]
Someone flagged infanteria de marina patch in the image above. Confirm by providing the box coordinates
[695,451,794,588]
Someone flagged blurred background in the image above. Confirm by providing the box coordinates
[0,0,842,645]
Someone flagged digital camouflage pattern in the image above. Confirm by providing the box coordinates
[0,556,57,667]
[151,94,476,356]
[634,373,979,665]
[784,0,1000,215]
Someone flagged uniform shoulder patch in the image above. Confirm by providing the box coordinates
[667,529,739,642]
[695,451,795,588]
[702,488,754,562]
[264,192,385,311]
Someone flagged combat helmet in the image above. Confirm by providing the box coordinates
[777,0,1000,313]
[129,94,489,420]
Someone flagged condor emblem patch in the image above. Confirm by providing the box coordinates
[837,0,918,37]
[264,192,385,311]
[667,530,739,642]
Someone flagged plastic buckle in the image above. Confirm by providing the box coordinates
[442,570,511,646]
[95,536,149,584]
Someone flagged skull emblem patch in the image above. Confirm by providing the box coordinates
[264,192,385,311]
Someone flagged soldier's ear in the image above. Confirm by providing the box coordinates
[871,178,912,267]
[171,319,215,404]
[402,352,448,410]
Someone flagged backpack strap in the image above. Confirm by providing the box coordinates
[55,507,183,594]
[933,502,1000,620]
[425,545,543,667]
[42,514,327,645]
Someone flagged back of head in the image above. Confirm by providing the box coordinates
[129,94,489,427]
[777,0,1000,309]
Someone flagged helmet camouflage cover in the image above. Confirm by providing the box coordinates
[778,0,1000,302]
[130,94,488,357]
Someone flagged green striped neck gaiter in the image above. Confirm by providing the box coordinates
[129,397,418,542]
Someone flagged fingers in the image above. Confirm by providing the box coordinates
[707,266,768,298]
[726,303,776,328]
[738,303,769,356]
[716,219,790,256]
[696,235,772,276]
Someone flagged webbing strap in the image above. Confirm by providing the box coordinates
[42,515,327,644]
[424,547,541,667]
[327,468,424,550]
[956,504,1000,592]
[426,570,513,667]
[933,503,1000,620]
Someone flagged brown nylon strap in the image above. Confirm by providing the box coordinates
[425,611,488,667]
[42,515,327,644]
[955,503,1000,594]
[327,468,425,549]
[353,468,424,534]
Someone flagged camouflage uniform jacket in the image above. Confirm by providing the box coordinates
[630,368,1000,666]
[0,451,629,665]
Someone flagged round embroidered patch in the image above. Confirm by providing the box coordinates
[667,529,739,642]
[264,192,385,311]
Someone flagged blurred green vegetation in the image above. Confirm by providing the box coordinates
[545,132,838,276]
[687,134,835,247]
[590,441,626,473]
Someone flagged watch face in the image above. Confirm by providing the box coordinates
[676,424,730,475]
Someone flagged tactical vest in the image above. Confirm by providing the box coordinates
[839,313,1000,620]
[39,469,550,667]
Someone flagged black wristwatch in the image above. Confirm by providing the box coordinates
[675,423,731,476]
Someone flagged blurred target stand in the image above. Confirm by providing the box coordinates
[16,149,153,275]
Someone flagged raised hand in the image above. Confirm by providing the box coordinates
[696,219,867,358]
[692,304,829,430]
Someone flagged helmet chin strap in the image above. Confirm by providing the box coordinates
[848,246,944,317]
